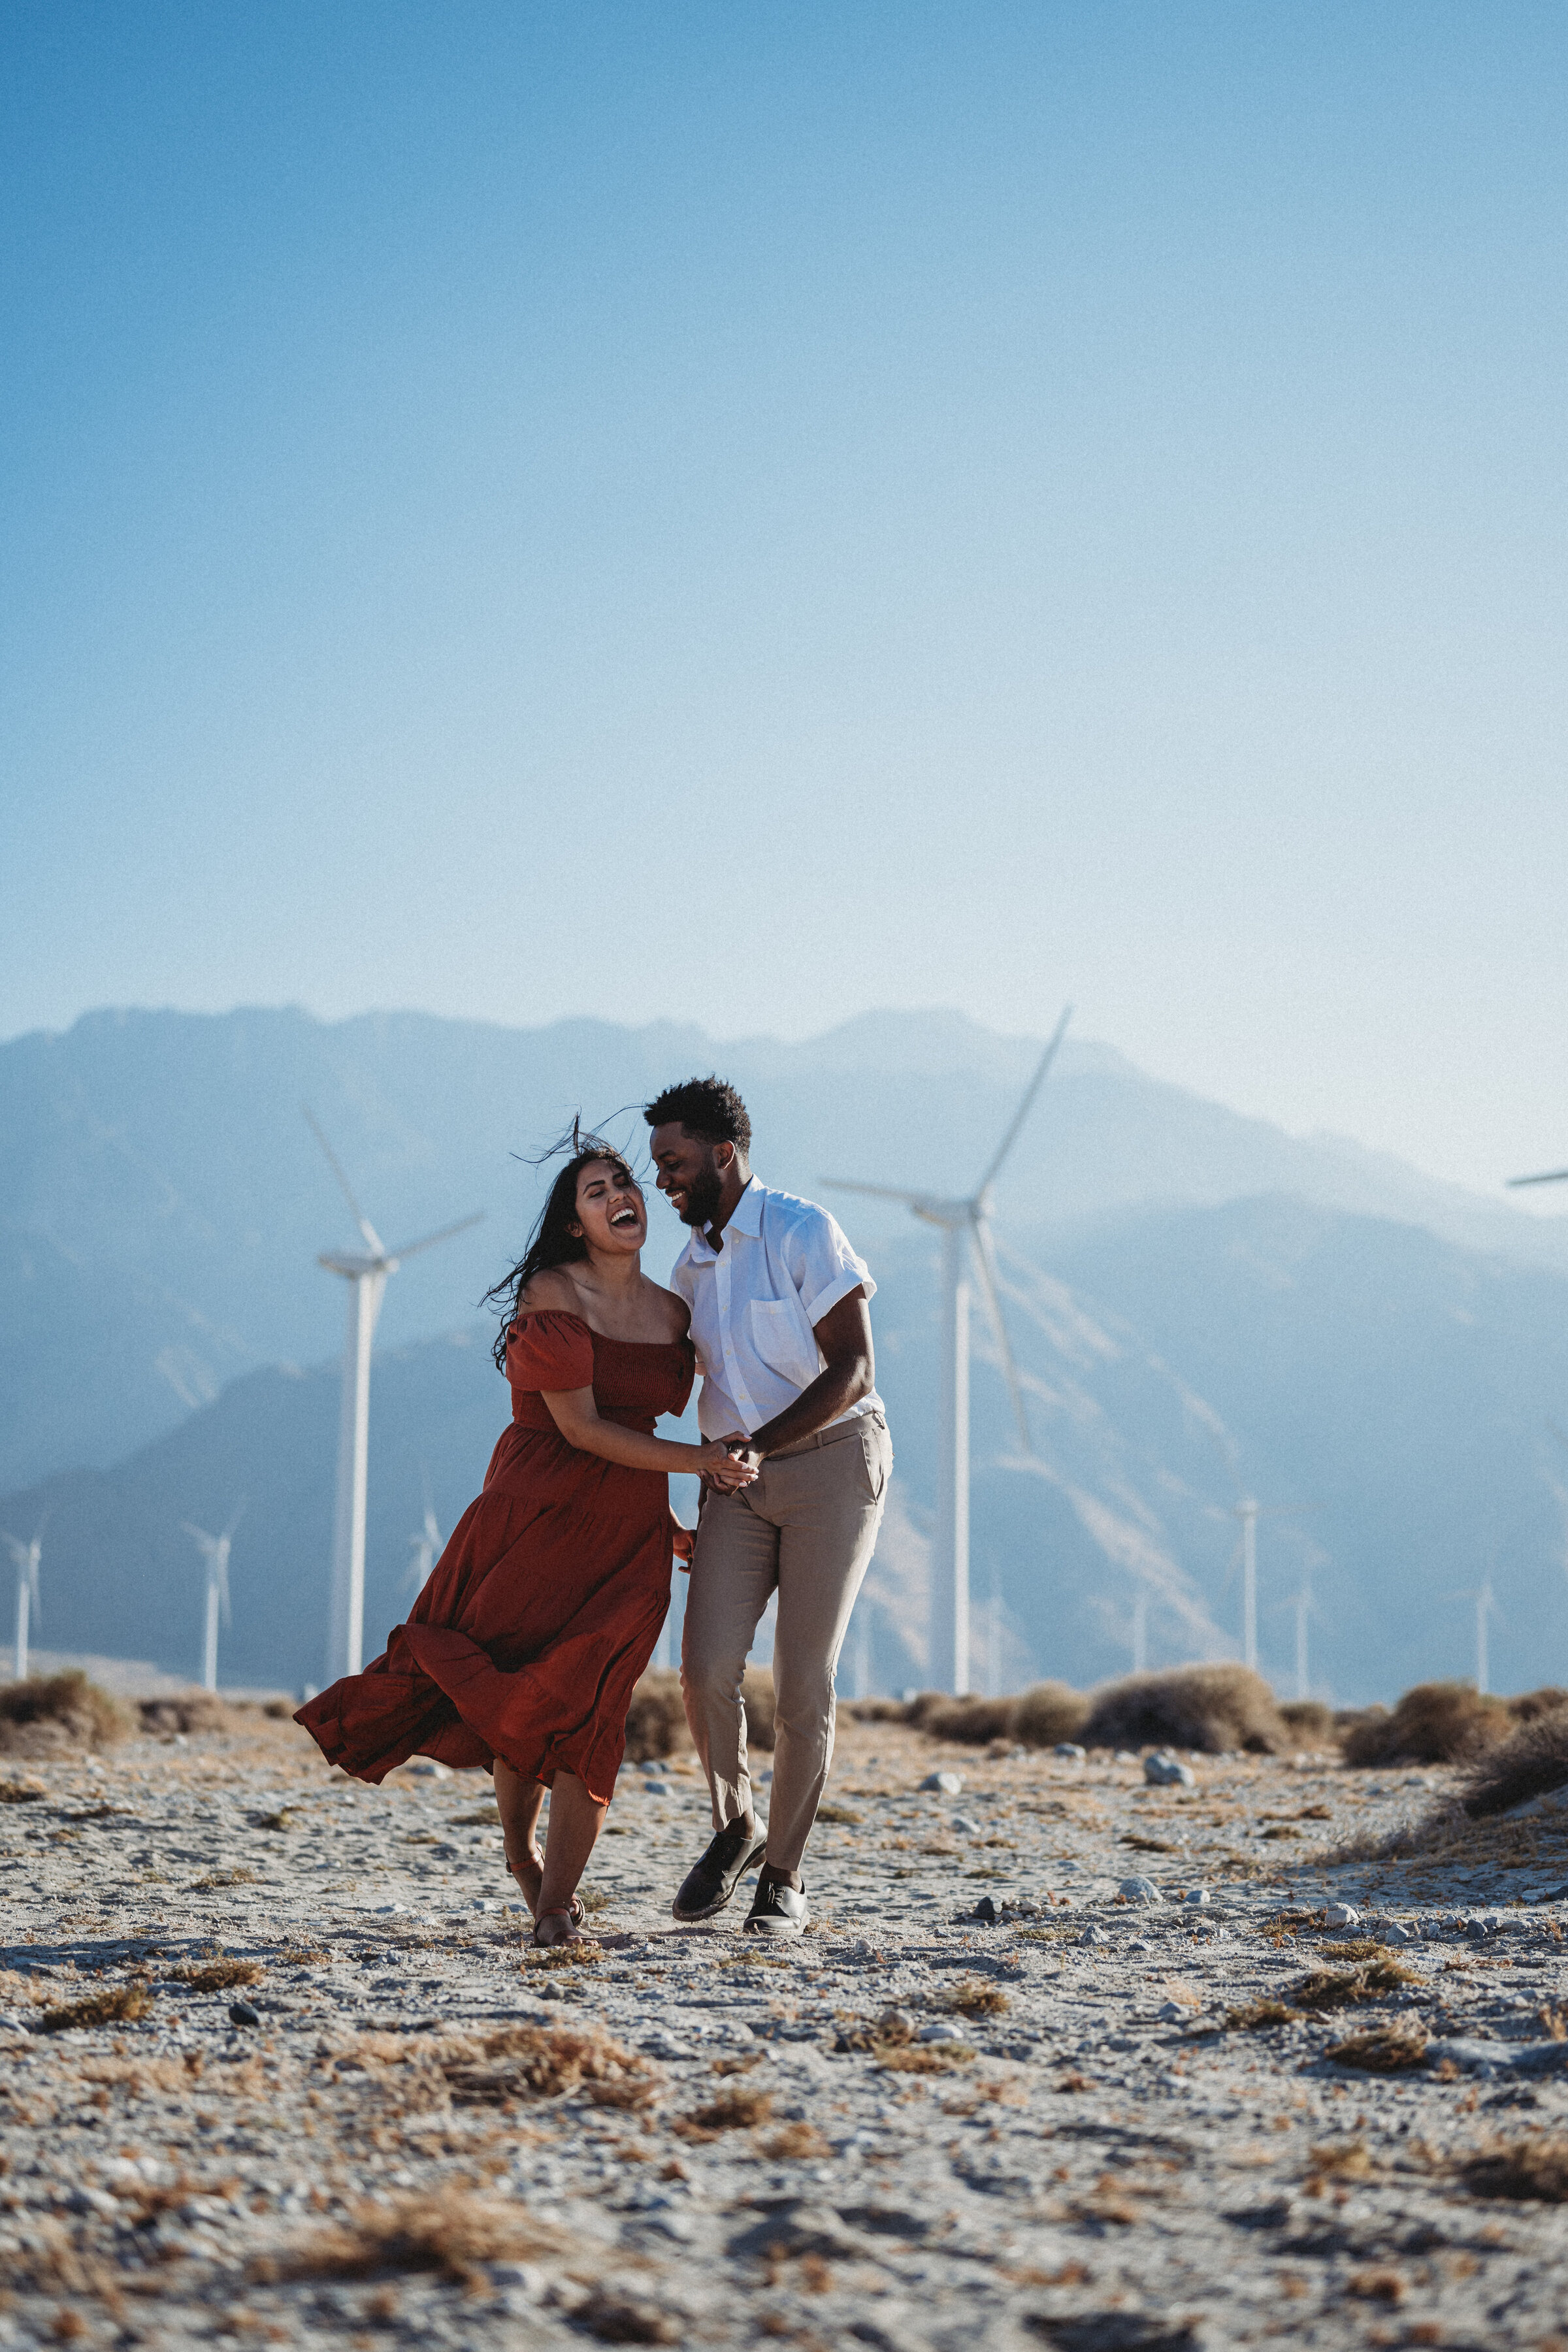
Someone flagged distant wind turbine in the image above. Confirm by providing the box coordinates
[1130,1576,1151,1676]
[1446,1578,1498,1694]
[1223,1490,1320,1675]
[2,1526,42,1682]
[306,1111,483,1684]
[1274,1582,1320,1701]
[826,1007,1071,1693]
[182,1503,244,1693]
[402,1474,442,1598]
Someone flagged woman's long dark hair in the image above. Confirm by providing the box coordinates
[483,1129,638,1369]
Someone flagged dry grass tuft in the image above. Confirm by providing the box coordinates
[138,1692,243,1737]
[674,2085,774,2138]
[1081,1663,1288,1756]
[762,2121,834,2161]
[170,1959,263,1991]
[623,1671,689,1763]
[1279,1698,1336,1745]
[1290,1959,1418,2012]
[912,1694,1017,1745]
[848,1679,1089,1748]
[0,1673,131,1757]
[255,2183,569,2284]
[1456,2134,1568,2202]
[1460,1708,1568,1820]
[1226,1999,1302,2031]
[521,1938,604,1971]
[936,1976,1011,2017]
[39,1983,153,2033]
[874,2044,975,2072]
[1307,2138,1373,2182]
[1341,1681,1515,1768]
[576,2285,681,2344]
[441,2021,656,2109]
[1324,2023,1429,2072]
[0,1778,46,1803]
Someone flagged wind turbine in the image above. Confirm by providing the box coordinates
[826,1005,1071,1693]
[306,1111,483,1684]
[1222,1490,1319,1675]
[1447,1578,1498,1693]
[182,1504,244,1693]
[2,1526,42,1682]
[1274,1582,1319,1701]
[1130,1576,1151,1675]
[402,1474,442,1598]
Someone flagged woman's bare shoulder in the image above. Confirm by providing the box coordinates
[516,1267,584,1317]
[644,1280,692,1340]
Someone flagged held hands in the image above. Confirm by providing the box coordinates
[698,1434,759,1491]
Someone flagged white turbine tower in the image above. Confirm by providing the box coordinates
[306,1111,483,1685]
[182,1504,244,1693]
[1450,1577,1497,1694]
[1223,1490,1319,1675]
[1275,1582,1319,1701]
[403,1476,442,1598]
[826,1005,1071,1694]
[3,1527,42,1682]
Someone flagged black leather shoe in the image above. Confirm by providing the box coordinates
[672,1822,769,1922]
[742,1878,808,1936]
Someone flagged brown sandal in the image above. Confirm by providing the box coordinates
[531,1906,583,1948]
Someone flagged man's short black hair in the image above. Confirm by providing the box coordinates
[644,1075,752,1156]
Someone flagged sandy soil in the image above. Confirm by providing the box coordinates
[3,1712,1568,2350]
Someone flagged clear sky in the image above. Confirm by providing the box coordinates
[3,1,1565,1195]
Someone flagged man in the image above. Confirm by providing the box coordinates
[645,1076,892,1936]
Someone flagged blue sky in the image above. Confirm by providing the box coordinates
[3,1,1565,1192]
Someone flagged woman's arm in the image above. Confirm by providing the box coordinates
[542,1386,751,1482]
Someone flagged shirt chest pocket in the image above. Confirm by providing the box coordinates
[749,1298,821,1388]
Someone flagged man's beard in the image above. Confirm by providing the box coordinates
[678,1164,725,1228]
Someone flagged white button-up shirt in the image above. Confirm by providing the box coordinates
[670,1179,882,1440]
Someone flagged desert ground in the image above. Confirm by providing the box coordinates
[4,1707,1568,2351]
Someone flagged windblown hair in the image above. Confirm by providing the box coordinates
[644,1075,752,1156]
[483,1128,636,1370]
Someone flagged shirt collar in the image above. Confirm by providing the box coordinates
[683,1176,766,1261]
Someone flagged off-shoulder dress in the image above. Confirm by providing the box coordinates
[295,1310,694,1802]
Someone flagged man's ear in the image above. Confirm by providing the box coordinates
[714,1141,735,1175]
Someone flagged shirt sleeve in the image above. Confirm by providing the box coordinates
[504,1311,596,1393]
[782,1203,876,1328]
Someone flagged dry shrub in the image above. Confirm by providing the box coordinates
[936,1976,1011,2017]
[0,1673,130,1757]
[1341,1681,1513,1769]
[138,1693,238,1737]
[1012,1680,1092,1747]
[915,1695,1016,1746]
[257,2183,569,2285]
[623,1671,689,1765]
[1507,1686,1568,1725]
[39,1984,152,2033]
[1081,1663,1288,1756]
[1307,2139,1372,2183]
[674,2085,773,2139]
[1458,2134,1568,2202]
[521,1938,603,1972]
[440,2021,655,2110]
[577,2287,681,2344]
[1460,1708,1568,1820]
[0,1778,45,1804]
[1279,1699,1335,1746]
[742,1668,776,1752]
[1325,2023,1429,2072]
[171,1959,263,1991]
[874,2042,973,2073]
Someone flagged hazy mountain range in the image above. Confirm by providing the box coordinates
[4,1004,1568,1704]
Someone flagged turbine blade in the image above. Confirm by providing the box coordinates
[974,1004,1072,1199]
[972,1220,1032,1451]
[1507,1169,1568,1187]
[821,1179,928,1206]
[303,1106,385,1253]
[384,1210,485,1263]
[223,1497,247,1543]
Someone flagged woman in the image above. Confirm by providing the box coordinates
[296,1139,753,1946]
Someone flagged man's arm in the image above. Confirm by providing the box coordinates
[738,1288,875,1461]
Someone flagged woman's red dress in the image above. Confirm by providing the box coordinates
[295,1311,694,1803]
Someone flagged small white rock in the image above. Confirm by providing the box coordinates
[950,1814,982,1836]
[1054,1743,1086,1761]
[1324,1903,1360,1927]
[1145,1750,1197,1788]
[1183,1887,1212,1906]
[921,1771,964,1795]
[1119,1875,1164,1904]
[917,2020,966,2044]
[1079,1925,1111,1946]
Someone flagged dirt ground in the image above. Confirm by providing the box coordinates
[3,1708,1568,2350]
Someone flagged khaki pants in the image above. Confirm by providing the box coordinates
[681,1411,892,1874]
